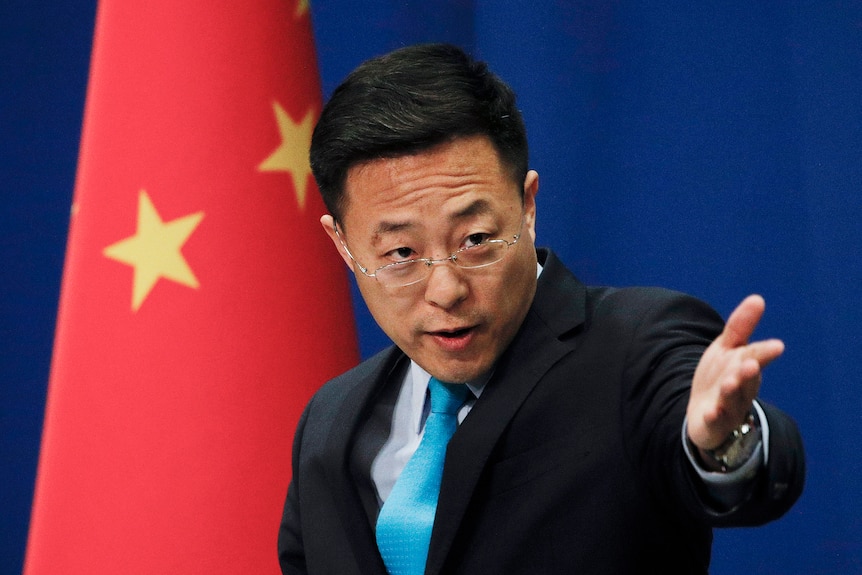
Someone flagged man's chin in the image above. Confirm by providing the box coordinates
[419,357,493,385]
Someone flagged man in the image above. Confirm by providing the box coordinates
[278,44,804,574]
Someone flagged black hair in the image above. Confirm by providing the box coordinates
[310,43,528,222]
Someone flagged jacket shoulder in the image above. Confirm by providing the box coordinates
[304,345,403,413]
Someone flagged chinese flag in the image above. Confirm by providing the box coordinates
[24,1,358,573]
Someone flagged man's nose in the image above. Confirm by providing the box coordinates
[423,261,468,309]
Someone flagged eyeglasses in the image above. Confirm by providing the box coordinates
[334,219,524,288]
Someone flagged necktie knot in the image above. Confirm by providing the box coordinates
[428,377,469,415]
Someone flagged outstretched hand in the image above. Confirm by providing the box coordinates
[686,295,784,451]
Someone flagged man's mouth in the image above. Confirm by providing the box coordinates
[427,326,477,352]
[434,327,472,338]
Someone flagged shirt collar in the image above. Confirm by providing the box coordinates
[407,362,490,434]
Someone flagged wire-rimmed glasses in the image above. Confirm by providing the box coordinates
[334,219,524,288]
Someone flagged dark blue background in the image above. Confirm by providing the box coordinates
[3,2,860,573]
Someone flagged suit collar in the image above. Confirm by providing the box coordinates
[533,247,588,339]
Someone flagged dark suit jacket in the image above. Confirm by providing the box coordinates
[278,249,805,575]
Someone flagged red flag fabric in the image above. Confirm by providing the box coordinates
[25,1,358,573]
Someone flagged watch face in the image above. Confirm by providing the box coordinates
[716,415,760,471]
[707,413,760,471]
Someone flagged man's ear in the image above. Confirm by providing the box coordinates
[523,170,539,243]
[320,214,355,271]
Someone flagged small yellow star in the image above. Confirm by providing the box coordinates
[296,0,309,17]
[103,190,204,312]
[258,101,315,210]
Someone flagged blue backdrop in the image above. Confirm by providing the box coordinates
[2,1,860,573]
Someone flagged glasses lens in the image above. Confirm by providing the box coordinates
[375,241,511,287]
[455,241,507,269]
[376,260,425,288]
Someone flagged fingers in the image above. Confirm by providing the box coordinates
[747,338,785,368]
[722,295,784,367]
[691,339,780,446]
[718,355,761,405]
[722,294,766,348]
[720,340,782,408]
[737,356,762,382]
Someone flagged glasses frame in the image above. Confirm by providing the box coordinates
[333,217,524,288]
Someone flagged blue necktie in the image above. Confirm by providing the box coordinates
[375,377,469,575]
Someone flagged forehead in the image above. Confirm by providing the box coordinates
[340,136,521,233]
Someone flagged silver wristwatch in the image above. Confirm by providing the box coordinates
[703,411,760,472]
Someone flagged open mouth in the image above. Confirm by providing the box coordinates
[427,326,477,353]
[433,327,472,338]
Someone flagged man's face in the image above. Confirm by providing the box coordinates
[322,135,539,384]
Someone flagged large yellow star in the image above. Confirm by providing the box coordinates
[296,0,309,17]
[103,190,204,312]
[258,101,315,210]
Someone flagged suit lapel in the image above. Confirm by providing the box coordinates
[324,347,407,575]
[425,249,587,575]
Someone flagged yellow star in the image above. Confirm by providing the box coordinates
[296,0,309,17]
[258,101,315,210]
[103,190,204,312]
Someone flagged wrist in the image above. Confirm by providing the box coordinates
[693,410,761,473]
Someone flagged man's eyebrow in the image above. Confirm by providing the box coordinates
[452,199,493,220]
[372,220,414,238]
[370,200,493,241]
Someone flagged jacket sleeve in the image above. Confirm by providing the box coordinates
[711,400,806,526]
[616,287,805,527]
[277,399,312,575]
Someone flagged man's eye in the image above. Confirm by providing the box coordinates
[464,233,490,248]
[386,247,415,261]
